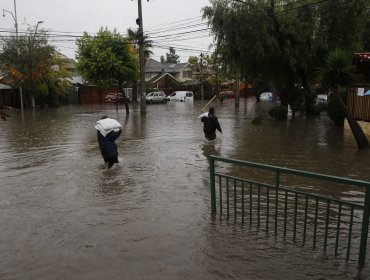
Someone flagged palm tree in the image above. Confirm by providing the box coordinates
[316,49,369,149]
[126,28,153,61]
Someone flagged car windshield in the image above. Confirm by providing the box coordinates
[147,93,154,97]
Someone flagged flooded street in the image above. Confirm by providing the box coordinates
[1,98,370,280]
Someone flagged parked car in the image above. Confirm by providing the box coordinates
[260,92,273,102]
[167,91,194,102]
[316,94,328,104]
[220,91,235,98]
[104,93,126,104]
[146,91,167,103]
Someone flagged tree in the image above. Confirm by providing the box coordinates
[126,27,153,61]
[161,47,180,63]
[1,25,70,108]
[203,0,370,114]
[76,27,139,113]
[76,27,138,87]
[316,49,369,149]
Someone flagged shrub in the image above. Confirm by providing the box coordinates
[268,105,288,120]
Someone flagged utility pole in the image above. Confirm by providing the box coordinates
[200,53,204,101]
[137,0,147,115]
[3,0,23,114]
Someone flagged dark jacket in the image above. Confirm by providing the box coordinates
[97,129,122,162]
[201,113,222,139]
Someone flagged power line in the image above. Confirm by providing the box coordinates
[1,0,356,60]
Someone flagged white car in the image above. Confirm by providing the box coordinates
[260,92,273,101]
[316,94,328,104]
[146,92,167,103]
[167,91,194,102]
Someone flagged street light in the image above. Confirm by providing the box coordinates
[34,20,43,34]
[30,20,44,108]
[2,0,23,114]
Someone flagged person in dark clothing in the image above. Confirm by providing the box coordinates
[97,116,122,168]
[201,107,222,140]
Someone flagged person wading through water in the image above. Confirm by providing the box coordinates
[96,114,122,169]
[201,107,222,141]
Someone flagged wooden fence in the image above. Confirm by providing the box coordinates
[79,86,121,104]
[347,88,370,122]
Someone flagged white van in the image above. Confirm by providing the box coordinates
[167,91,194,102]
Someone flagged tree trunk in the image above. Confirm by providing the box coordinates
[335,92,369,149]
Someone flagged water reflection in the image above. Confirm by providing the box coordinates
[0,99,369,279]
[201,140,221,159]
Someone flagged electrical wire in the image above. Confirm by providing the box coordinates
[0,0,358,60]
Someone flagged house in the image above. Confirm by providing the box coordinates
[145,58,194,88]
[0,75,18,107]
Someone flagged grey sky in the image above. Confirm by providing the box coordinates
[1,0,214,62]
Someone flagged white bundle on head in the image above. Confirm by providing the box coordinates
[197,112,209,119]
[95,118,122,137]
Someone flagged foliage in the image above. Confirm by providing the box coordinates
[126,27,153,60]
[364,17,370,51]
[268,105,288,121]
[76,27,139,88]
[0,26,70,107]
[188,53,229,98]
[160,47,180,63]
[315,49,359,91]
[203,0,370,114]
[188,56,199,68]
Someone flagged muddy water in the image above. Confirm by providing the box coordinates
[0,98,369,280]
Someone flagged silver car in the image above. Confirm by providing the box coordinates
[146,92,168,103]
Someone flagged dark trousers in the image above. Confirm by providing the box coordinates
[106,156,119,168]
[205,133,216,141]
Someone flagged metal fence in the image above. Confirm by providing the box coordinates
[209,156,370,266]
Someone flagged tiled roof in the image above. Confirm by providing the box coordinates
[148,72,178,84]
[145,58,190,73]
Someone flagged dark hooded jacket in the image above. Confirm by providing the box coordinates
[201,110,222,139]
[97,129,122,162]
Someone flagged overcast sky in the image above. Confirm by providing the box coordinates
[1,0,214,62]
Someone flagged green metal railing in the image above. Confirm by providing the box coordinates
[209,156,370,267]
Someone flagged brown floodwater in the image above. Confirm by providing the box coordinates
[0,98,369,280]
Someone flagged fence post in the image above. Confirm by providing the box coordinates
[275,171,280,235]
[210,157,216,213]
[359,186,370,266]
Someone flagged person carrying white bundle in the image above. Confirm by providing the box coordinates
[199,107,222,141]
[95,114,122,168]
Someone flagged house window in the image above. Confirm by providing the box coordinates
[145,73,152,79]
[183,71,192,79]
